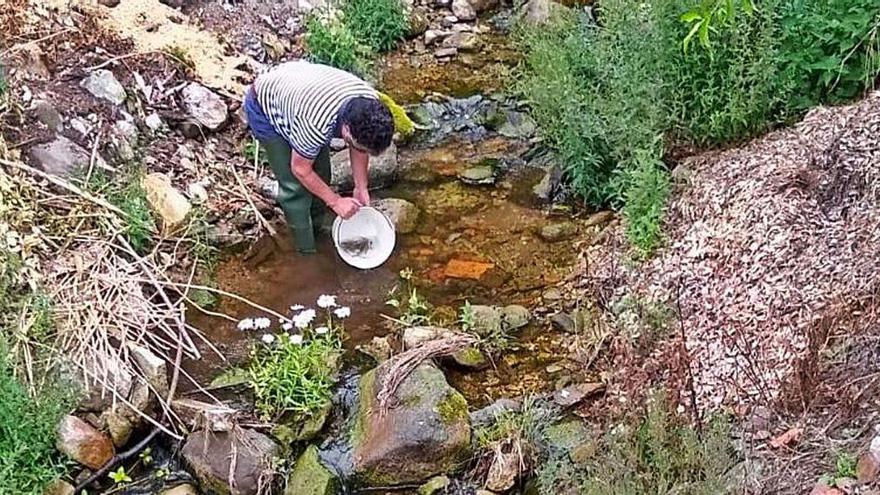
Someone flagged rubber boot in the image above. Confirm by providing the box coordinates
[310,146,332,236]
[262,138,319,254]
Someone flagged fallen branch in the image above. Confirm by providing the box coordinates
[230,162,277,237]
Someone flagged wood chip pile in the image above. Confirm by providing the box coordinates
[589,91,880,411]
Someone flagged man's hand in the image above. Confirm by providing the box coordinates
[353,187,370,207]
[331,197,362,219]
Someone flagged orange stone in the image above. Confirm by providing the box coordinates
[443,259,495,280]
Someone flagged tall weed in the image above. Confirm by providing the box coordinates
[305,13,369,74]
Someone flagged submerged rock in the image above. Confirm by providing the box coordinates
[372,198,420,234]
[181,429,278,495]
[29,135,106,177]
[470,398,522,427]
[331,143,398,191]
[182,83,228,131]
[285,445,338,495]
[80,69,126,105]
[539,222,577,242]
[459,164,495,185]
[56,415,115,469]
[274,402,332,444]
[357,335,394,362]
[444,32,482,52]
[142,173,192,230]
[468,304,531,337]
[352,363,471,485]
[419,475,451,495]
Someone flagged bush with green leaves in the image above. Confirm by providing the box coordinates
[515,0,880,254]
[342,0,408,53]
[777,0,880,110]
[536,393,735,495]
[305,0,407,72]
[0,348,72,494]
[305,13,369,74]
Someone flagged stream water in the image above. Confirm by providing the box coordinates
[169,12,587,494]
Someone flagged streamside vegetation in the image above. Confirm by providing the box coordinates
[304,0,408,74]
[515,0,880,254]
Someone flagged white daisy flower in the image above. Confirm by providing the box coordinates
[237,318,255,331]
[290,304,305,312]
[281,322,293,331]
[333,306,351,319]
[314,326,329,335]
[317,294,337,308]
[261,333,276,344]
[290,334,304,345]
[293,309,317,329]
[254,317,271,330]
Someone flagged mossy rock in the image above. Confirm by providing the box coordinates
[451,346,489,369]
[351,363,472,486]
[273,401,332,445]
[285,445,338,495]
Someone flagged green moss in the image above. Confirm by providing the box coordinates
[285,446,338,495]
[350,368,376,449]
[437,391,468,426]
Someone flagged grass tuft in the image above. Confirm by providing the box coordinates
[0,347,73,495]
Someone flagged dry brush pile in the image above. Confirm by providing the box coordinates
[587,91,880,414]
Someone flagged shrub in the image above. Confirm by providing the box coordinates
[777,0,880,110]
[342,0,408,53]
[247,299,347,420]
[305,13,368,74]
[536,392,736,495]
[0,348,72,494]
[621,149,670,255]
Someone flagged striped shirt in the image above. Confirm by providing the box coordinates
[254,61,378,159]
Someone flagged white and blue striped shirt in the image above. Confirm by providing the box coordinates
[255,61,378,160]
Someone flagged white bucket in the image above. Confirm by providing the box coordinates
[332,206,396,269]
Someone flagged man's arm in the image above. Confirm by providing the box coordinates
[350,147,370,206]
[291,152,360,218]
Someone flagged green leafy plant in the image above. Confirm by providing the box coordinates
[305,12,370,73]
[0,348,73,494]
[109,466,132,484]
[778,0,880,109]
[0,64,7,98]
[243,139,268,167]
[834,450,858,479]
[680,0,756,53]
[80,166,156,253]
[458,300,476,333]
[247,298,346,420]
[621,149,670,256]
[386,268,432,326]
[342,0,408,52]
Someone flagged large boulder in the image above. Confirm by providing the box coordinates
[331,143,398,191]
[352,363,471,485]
[181,429,279,495]
[29,135,106,177]
[56,415,115,469]
[285,445,338,495]
[181,83,228,131]
[142,173,192,230]
[372,198,420,234]
[80,69,126,105]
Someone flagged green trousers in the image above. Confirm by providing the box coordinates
[261,138,332,254]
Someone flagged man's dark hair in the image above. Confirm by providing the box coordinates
[341,97,394,154]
